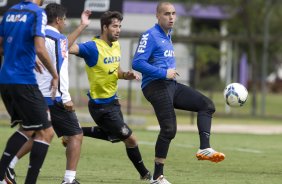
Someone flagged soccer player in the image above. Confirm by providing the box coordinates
[3,3,91,184]
[132,2,225,184]
[69,11,151,181]
[0,0,58,184]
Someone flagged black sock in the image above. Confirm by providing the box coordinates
[197,113,212,149]
[0,131,28,180]
[24,140,49,184]
[82,126,109,141]
[155,135,171,158]
[199,131,210,149]
[153,162,164,180]
[126,146,149,177]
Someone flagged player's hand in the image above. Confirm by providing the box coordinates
[81,10,91,26]
[63,100,74,111]
[124,71,140,80]
[35,58,45,74]
[166,68,178,79]
[50,77,58,100]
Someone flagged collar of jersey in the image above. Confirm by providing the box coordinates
[155,24,172,38]
[46,25,60,33]
[93,36,118,48]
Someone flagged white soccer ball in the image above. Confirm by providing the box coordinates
[223,83,248,107]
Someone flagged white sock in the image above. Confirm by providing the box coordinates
[64,170,76,183]
[9,156,19,169]
[0,179,7,184]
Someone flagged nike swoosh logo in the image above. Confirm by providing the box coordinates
[7,169,15,179]
[108,67,118,74]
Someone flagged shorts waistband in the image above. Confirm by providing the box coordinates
[90,99,119,108]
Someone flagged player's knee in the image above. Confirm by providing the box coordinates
[160,121,177,140]
[201,96,216,114]
[69,133,83,144]
[35,127,55,143]
[124,134,137,147]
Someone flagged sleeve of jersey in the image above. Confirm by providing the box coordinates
[32,9,47,37]
[60,53,71,104]
[77,41,99,67]
[132,33,167,79]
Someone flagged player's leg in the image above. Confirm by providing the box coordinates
[173,82,225,162]
[82,126,120,142]
[84,101,121,143]
[142,80,176,182]
[10,84,54,184]
[123,134,152,181]
[89,100,150,180]
[49,101,83,184]
[0,85,33,182]
[0,130,32,183]
[25,126,54,184]
[6,136,33,184]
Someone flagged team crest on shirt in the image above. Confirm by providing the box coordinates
[121,125,130,136]
[60,39,67,58]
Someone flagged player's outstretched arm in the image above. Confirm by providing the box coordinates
[67,10,92,49]
[118,67,140,80]
[69,44,79,55]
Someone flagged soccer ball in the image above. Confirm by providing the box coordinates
[223,83,248,107]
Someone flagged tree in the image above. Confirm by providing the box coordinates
[173,0,282,116]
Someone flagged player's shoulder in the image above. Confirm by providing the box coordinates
[29,3,44,14]
[79,40,98,52]
[45,26,64,38]
[141,25,159,39]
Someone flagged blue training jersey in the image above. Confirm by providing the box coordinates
[132,24,176,89]
[0,1,47,84]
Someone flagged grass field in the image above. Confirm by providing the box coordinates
[0,123,281,184]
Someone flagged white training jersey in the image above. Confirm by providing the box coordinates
[35,25,71,105]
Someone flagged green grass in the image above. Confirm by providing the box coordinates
[0,124,281,184]
[72,89,282,117]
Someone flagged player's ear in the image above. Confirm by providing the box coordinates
[103,25,107,32]
[56,17,60,24]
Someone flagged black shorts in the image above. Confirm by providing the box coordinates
[0,84,51,131]
[49,101,82,137]
[88,99,132,141]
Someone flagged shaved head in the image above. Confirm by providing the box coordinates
[156,2,173,14]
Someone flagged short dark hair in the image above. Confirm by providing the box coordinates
[45,3,67,24]
[100,11,123,33]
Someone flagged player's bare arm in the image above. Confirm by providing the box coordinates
[34,57,45,74]
[118,67,140,80]
[67,10,92,48]
[69,44,79,55]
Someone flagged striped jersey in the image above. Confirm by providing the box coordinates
[36,25,70,105]
[77,37,121,104]
[0,0,47,84]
